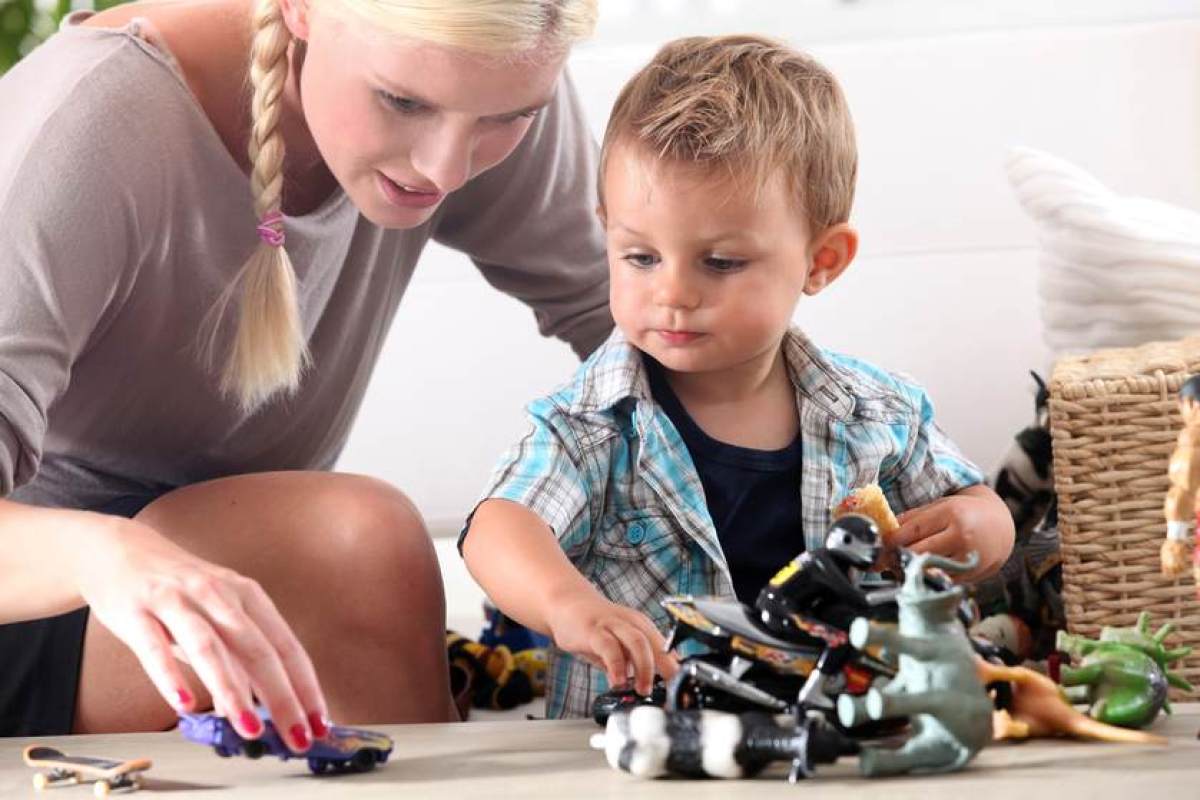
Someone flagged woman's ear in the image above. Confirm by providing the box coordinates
[277,0,311,40]
[595,203,607,227]
[804,223,859,295]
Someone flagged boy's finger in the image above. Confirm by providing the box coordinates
[654,647,680,681]
[906,528,958,558]
[591,628,628,689]
[613,622,655,695]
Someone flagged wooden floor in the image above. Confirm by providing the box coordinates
[3,705,1199,798]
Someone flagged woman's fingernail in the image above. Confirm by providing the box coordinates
[308,712,329,738]
[175,688,193,709]
[290,723,311,751]
[239,710,263,736]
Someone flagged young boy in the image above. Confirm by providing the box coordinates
[460,35,1015,719]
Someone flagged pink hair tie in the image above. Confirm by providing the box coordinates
[256,210,285,247]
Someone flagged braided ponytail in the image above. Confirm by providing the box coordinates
[203,0,307,411]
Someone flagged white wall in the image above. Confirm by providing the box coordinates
[335,4,1200,622]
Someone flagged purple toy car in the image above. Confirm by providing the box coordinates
[178,712,394,775]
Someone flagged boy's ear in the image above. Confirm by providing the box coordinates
[804,224,858,295]
[277,0,311,40]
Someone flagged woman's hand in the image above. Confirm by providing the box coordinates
[71,515,328,751]
[544,587,677,696]
[892,484,1016,581]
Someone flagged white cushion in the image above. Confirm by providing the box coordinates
[1006,146,1200,356]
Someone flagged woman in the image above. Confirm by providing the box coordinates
[0,0,609,745]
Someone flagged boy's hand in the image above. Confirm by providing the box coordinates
[544,588,678,695]
[892,485,1015,581]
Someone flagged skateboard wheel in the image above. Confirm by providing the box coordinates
[32,773,48,791]
[93,780,110,798]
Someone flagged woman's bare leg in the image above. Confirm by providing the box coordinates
[73,471,456,732]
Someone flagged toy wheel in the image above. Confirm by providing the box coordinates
[244,740,266,760]
[307,758,330,775]
[351,750,377,773]
[93,780,111,798]
[32,773,48,791]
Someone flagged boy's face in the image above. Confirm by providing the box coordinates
[601,144,853,377]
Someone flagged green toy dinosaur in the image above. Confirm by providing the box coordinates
[1056,612,1192,729]
[837,551,993,777]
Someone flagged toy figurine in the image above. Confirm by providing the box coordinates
[756,514,886,710]
[178,711,393,775]
[591,706,859,782]
[974,658,1166,744]
[1161,374,1200,588]
[1055,612,1192,728]
[837,551,994,777]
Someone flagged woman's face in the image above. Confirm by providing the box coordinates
[291,7,565,228]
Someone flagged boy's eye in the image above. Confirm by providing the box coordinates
[379,91,425,114]
[623,253,658,268]
[705,256,746,272]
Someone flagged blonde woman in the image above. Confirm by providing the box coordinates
[0,0,608,744]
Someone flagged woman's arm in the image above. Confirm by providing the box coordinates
[0,497,328,750]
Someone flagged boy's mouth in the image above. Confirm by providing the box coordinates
[655,329,704,346]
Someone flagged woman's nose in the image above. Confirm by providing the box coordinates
[409,121,474,195]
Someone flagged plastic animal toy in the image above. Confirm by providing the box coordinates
[1056,612,1193,728]
[178,712,393,775]
[1162,374,1200,591]
[975,658,1165,744]
[836,551,993,776]
[591,706,859,782]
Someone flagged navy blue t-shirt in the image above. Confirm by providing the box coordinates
[644,356,805,603]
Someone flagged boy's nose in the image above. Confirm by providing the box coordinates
[653,265,701,310]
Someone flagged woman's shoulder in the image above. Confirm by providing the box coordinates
[1,20,201,184]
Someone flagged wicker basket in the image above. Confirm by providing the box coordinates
[1049,337,1200,697]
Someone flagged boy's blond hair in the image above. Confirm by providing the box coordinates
[599,35,857,234]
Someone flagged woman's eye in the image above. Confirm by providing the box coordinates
[379,92,424,114]
[624,253,658,268]
[705,256,746,272]
[495,109,542,124]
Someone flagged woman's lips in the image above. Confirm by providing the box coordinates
[377,172,443,209]
[656,330,704,345]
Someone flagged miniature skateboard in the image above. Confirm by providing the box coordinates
[23,745,151,797]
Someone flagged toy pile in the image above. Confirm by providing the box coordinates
[589,493,1177,784]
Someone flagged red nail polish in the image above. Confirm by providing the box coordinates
[308,712,329,739]
[290,723,310,750]
[175,688,193,709]
[239,710,263,736]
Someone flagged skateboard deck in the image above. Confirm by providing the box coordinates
[23,746,150,795]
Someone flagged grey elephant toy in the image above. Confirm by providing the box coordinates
[836,551,993,776]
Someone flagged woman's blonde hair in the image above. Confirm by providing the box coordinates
[598,35,857,235]
[210,0,597,411]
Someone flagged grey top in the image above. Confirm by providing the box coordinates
[0,16,612,509]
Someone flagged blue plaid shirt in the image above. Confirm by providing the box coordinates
[466,327,983,718]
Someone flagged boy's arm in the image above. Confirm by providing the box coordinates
[463,498,676,694]
[885,386,1015,581]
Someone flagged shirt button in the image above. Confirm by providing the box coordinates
[626,523,646,545]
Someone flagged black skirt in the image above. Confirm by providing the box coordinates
[0,493,163,735]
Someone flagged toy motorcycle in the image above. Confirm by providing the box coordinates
[593,515,1011,725]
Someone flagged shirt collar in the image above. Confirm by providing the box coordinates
[569,327,856,421]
